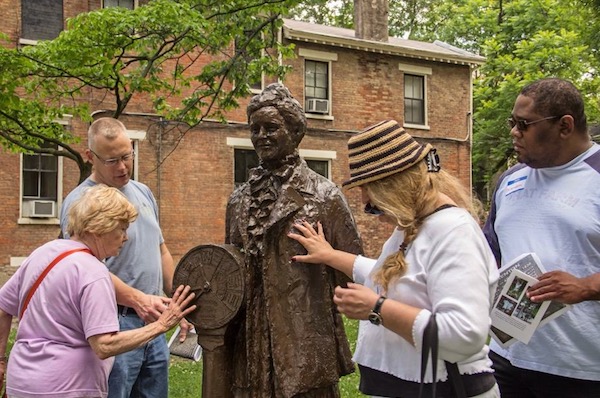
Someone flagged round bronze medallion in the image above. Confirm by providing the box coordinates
[173,244,245,330]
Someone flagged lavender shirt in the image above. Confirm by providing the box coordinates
[0,239,119,397]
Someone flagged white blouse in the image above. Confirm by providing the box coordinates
[352,207,499,382]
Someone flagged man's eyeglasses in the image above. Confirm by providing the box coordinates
[90,149,135,166]
[507,115,561,132]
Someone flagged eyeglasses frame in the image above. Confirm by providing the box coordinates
[507,115,562,132]
[89,148,135,166]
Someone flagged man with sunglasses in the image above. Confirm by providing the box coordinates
[60,117,189,398]
[483,78,600,397]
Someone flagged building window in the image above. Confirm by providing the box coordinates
[404,74,425,125]
[304,60,329,114]
[103,0,137,9]
[21,1,64,41]
[228,138,335,187]
[399,63,431,128]
[233,149,330,187]
[305,60,328,100]
[125,129,146,181]
[21,142,59,219]
[234,149,260,187]
[305,159,329,179]
[299,48,337,117]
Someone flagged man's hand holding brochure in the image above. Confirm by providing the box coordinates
[490,253,571,348]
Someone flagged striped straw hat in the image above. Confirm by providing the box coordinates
[342,120,433,189]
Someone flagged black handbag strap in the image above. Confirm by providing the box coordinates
[419,313,467,398]
[446,361,467,397]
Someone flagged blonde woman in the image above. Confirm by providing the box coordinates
[289,120,500,398]
[0,185,195,398]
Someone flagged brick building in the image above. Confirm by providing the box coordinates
[0,0,484,270]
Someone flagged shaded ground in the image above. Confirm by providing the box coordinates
[0,267,19,328]
[0,266,16,287]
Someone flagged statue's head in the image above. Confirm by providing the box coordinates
[247,84,307,163]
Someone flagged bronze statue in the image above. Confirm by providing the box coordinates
[223,83,363,397]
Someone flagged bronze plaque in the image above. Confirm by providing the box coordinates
[173,244,244,330]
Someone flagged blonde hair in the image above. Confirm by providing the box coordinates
[365,161,482,291]
[67,184,138,237]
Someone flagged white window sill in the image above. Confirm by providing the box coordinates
[403,123,430,131]
[18,217,60,225]
[306,113,334,121]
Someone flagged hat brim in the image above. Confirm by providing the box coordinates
[342,143,432,190]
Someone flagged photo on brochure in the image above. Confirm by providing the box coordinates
[491,269,550,345]
[489,252,571,348]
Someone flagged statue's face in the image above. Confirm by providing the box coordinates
[249,106,297,162]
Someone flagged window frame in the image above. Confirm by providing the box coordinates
[399,63,432,130]
[301,149,334,180]
[299,48,337,120]
[233,148,260,188]
[227,137,336,185]
[19,116,71,224]
[127,129,146,182]
[21,145,59,201]
[19,0,64,44]
[19,145,63,224]
[18,126,145,224]
[102,0,138,9]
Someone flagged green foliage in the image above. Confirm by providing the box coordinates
[5,0,600,194]
[0,0,300,182]
[290,0,600,200]
[287,0,354,28]
[411,0,600,195]
[469,1,600,195]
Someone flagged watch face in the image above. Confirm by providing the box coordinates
[368,312,382,326]
[173,244,245,330]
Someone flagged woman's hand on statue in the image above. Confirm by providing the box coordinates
[288,220,335,265]
[157,285,197,331]
[333,283,379,320]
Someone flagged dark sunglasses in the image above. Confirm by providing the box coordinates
[507,115,561,132]
[364,203,384,216]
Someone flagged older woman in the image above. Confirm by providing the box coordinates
[289,120,500,398]
[0,184,195,398]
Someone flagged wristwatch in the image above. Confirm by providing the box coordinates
[368,296,386,326]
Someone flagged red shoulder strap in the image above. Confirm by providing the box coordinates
[20,247,93,318]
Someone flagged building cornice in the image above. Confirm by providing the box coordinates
[283,19,485,68]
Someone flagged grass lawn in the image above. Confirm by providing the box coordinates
[168,317,363,397]
[5,317,363,397]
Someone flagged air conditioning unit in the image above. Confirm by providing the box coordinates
[306,98,329,114]
[24,200,56,218]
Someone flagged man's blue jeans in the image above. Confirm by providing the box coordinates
[108,310,169,398]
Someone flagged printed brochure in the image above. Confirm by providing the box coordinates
[168,326,203,361]
[489,253,570,347]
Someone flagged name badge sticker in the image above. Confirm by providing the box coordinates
[504,175,527,196]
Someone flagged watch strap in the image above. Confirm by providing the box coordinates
[373,295,386,314]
